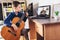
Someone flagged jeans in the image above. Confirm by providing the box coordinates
[21,29,30,40]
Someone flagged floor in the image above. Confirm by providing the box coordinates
[0,24,5,40]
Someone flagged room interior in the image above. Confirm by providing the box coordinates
[0,0,60,40]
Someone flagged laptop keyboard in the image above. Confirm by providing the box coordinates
[31,16,49,19]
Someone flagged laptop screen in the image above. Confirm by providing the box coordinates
[36,5,51,18]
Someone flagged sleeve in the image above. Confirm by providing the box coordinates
[23,16,27,22]
[4,13,13,26]
[22,13,27,22]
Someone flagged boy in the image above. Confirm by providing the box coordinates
[4,1,29,40]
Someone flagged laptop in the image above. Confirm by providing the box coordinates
[31,5,51,19]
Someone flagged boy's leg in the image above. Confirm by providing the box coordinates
[21,29,29,40]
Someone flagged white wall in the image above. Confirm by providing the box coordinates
[38,0,60,6]
[27,0,60,6]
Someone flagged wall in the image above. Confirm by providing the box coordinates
[0,0,25,3]
[27,0,60,6]
[38,0,60,6]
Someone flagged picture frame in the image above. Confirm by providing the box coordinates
[53,4,60,17]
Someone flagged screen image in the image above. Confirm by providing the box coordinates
[38,7,49,15]
[36,5,51,18]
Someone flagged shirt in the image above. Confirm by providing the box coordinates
[4,12,27,27]
[24,19,29,29]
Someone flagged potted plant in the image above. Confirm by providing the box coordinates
[55,11,59,20]
[55,11,59,16]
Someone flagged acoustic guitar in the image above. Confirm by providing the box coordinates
[1,17,25,40]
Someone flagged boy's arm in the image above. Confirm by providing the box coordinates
[23,12,28,22]
[4,13,18,31]
[23,16,27,22]
[4,13,13,26]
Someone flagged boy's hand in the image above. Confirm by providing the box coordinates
[11,24,18,31]
[25,12,28,17]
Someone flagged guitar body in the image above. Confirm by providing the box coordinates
[1,17,25,40]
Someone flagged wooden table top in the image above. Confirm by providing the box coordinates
[32,18,60,25]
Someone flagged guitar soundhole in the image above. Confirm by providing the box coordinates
[8,30,16,36]
[16,22,20,27]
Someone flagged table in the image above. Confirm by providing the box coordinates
[29,18,60,40]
